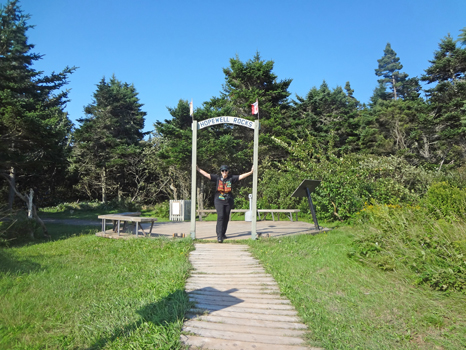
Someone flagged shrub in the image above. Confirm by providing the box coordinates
[422,182,466,220]
[153,201,169,218]
[259,139,433,221]
[0,211,42,246]
[350,202,466,293]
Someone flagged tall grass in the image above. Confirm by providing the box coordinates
[0,225,194,349]
[247,230,466,349]
[350,202,466,293]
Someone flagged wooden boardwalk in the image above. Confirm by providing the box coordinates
[181,243,323,350]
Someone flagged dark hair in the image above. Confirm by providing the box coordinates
[220,165,229,171]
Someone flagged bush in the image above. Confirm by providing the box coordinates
[153,201,169,218]
[258,147,433,221]
[422,182,466,220]
[0,211,42,246]
[350,202,466,293]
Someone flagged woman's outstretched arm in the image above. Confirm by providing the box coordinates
[239,166,254,180]
[196,165,211,180]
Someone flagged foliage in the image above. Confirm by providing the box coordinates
[422,182,466,220]
[459,26,466,46]
[259,136,434,221]
[0,0,76,207]
[420,34,466,168]
[71,75,147,203]
[0,210,43,246]
[289,81,360,153]
[375,43,408,101]
[152,200,169,218]
[351,202,466,293]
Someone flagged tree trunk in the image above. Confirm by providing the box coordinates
[392,75,397,101]
[27,189,34,218]
[438,146,452,172]
[8,167,15,210]
[101,167,107,203]
[0,173,49,238]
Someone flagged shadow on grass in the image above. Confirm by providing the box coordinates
[0,249,43,275]
[46,224,98,241]
[1,224,98,249]
[87,289,192,349]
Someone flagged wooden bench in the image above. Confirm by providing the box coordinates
[98,212,157,237]
[258,209,300,222]
[197,209,248,221]
[196,209,300,222]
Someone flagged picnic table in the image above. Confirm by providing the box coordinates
[97,212,157,237]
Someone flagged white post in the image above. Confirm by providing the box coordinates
[27,188,34,219]
[190,121,198,239]
[251,120,259,239]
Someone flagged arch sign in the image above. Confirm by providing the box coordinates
[190,116,260,239]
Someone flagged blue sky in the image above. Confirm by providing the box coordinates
[8,0,466,134]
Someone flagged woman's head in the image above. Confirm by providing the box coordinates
[220,165,229,177]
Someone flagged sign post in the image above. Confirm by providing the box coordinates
[251,120,259,240]
[291,179,321,230]
[190,121,198,239]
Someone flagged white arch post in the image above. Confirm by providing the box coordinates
[190,117,259,240]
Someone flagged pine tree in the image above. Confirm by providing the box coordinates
[0,0,75,213]
[72,76,147,202]
[221,52,293,156]
[375,43,409,101]
[290,81,360,153]
[421,34,466,169]
[458,27,466,46]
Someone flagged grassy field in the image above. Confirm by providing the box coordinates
[0,224,194,349]
[1,216,465,349]
[246,227,466,350]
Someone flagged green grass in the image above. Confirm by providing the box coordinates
[0,224,194,349]
[3,218,466,349]
[246,227,466,350]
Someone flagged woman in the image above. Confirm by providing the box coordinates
[197,164,253,243]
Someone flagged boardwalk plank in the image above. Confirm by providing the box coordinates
[181,243,319,350]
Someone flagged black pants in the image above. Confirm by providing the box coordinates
[214,199,232,239]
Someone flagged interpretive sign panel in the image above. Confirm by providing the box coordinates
[198,116,255,130]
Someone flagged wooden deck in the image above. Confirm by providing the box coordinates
[95,220,328,240]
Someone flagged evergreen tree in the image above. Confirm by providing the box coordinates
[458,27,466,46]
[365,99,429,160]
[375,43,410,101]
[220,53,293,159]
[290,81,360,153]
[421,34,466,169]
[222,53,292,119]
[72,76,147,202]
[0,0,75,211]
